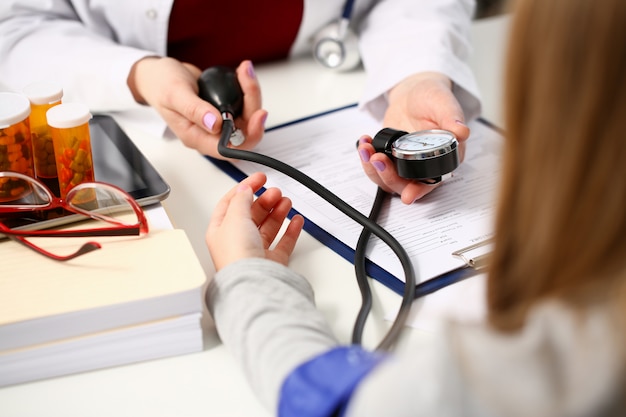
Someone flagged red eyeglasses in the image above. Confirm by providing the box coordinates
[0,171,149,261]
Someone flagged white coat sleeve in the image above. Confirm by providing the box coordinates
[356,0,482,122]
[0,0,167,111]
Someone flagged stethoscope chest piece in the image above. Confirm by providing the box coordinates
[312,20,361,71]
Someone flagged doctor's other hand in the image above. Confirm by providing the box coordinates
[358,72,470,204]
[128,58,267,158]
[206,172,305,271]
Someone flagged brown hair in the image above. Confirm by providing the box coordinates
[486,0,626,331]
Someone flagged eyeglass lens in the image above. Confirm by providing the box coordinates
[0,175,49,205]
[67,184,138,226]
[1,173,139,228]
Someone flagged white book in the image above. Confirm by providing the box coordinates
[0,228,206,385]
[0,312,202,387]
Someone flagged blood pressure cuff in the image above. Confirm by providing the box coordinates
[278,346,387,417]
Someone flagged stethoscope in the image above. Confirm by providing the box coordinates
[312,0,361,71]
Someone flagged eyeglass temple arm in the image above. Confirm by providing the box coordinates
[0,226,140,238]
[5,234,102,262]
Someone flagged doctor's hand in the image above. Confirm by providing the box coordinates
[206,172,305,271]
[128,58,267,158]
[358,72,470,204]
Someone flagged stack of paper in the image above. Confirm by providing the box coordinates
[0,228,206,387]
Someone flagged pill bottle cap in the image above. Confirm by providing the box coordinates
[0,92,31,129]
[46,102,92,129]
[22,81,64,105]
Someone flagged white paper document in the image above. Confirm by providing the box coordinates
[231,105,503,289]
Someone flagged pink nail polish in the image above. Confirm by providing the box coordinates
[203,112,217,130]
[247,62,256,79]
[372,161,385,172]
[359,149,370,163]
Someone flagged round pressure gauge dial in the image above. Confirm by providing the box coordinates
[372,128,460,182]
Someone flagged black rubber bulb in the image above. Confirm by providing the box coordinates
[197,66,244,118]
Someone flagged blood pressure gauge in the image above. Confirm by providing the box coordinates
[372,128,460,183]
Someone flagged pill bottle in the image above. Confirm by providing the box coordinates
[46,102,95,199]
[22,81,63,180]
[0,92,35,202]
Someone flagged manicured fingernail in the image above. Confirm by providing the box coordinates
[359,149,370,163]
[455,119,466,126]
[247,62,256,79]
[358,135,369,145]
[372,161,385,172]
[261,112,268,129]
[203,112,217,130]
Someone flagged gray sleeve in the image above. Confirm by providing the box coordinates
[206,258,339,413]
[208,261,620,417]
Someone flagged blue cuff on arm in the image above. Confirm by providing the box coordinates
[279,346,387,417]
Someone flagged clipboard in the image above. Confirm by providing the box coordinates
[207,104,501,297]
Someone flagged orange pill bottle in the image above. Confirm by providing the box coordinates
[22,81,63,180]
[0,92,35,201]
[46,103,95,199]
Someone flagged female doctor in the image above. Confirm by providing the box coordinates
[0,0,481,203]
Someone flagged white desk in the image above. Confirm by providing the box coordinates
[0,15,509,417]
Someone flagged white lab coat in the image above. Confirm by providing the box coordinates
[0,0,480,121]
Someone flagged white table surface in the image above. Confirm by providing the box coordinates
[0,14,509,417]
